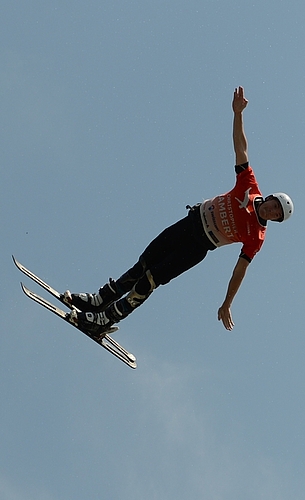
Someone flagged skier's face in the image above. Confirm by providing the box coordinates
[258,198,283,221]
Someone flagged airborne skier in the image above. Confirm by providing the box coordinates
[65,87,293,337]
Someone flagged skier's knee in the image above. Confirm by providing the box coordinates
[126,270,156,309]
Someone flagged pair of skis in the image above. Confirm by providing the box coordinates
[13,256,137,369]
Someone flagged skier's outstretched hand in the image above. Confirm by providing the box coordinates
[218,303,235,331]
[232,86,248,114]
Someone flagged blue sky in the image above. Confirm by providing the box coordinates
[1,1,305,498]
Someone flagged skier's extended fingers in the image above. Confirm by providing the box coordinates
[238,86,244,98]
[218,305,235,331]
[223,315,234,331]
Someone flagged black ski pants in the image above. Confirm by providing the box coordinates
[123,205,216,294]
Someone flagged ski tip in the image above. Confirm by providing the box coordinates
[20,282,28,297]
[20,282,33,298]
[12,255,22,270]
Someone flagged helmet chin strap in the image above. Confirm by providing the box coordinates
[254,198,267,224]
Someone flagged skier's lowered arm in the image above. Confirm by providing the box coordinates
[217,257,249,330]
[232,86,249,165]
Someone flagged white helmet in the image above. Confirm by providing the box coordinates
[272,192,294,222]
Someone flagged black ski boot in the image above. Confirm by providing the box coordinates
[69,300,126,340]
[62,278,121,312]
[70,271,157,339]
[69,310,114,339]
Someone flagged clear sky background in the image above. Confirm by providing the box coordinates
[1,1,304,499]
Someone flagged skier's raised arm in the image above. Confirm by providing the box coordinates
[232,86,249,165]
[217,256,250,330]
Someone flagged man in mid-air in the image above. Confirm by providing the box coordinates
[64,87,294,336]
